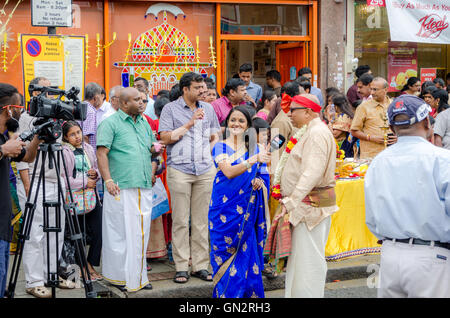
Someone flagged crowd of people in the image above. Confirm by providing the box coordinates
[0,62,449,299]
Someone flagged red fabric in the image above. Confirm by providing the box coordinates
[281,93,292,113]
[291,95,322,113]
[143,114,158,132]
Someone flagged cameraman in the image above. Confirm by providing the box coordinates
[0,83,40,298]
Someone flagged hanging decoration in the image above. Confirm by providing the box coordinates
[9,32,20,64]
[85,34,89,71]
[2,32,7,72]
[195,35,200,72]
[209,36,216,69]
[95,33,102,68]
[0,0,9,16]
[123,33,132,64]
[0,0,22,36]
[103,32,116,49]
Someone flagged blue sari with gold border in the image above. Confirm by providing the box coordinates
[209,142,270,298]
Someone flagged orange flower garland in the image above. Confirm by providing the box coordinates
[271,125,307,199]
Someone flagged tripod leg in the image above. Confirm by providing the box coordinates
[51,143,97,298]
[7,148,45,298]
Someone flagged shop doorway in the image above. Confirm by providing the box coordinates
[222,40,307,89]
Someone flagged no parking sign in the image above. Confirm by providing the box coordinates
[25,38,42,57]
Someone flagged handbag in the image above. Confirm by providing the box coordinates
[66,188,96,215]
[65,145,97,215]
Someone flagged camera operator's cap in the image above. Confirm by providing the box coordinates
[387,95,431,126]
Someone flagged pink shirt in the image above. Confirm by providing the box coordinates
[211,96,234,124]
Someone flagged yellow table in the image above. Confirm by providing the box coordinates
[325,178,381,261]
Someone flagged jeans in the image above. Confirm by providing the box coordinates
[0,240,10,297]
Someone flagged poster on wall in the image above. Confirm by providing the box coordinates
[21,34,85,103]
[385,0,450,44]
[420,68,437,82]
[387,41,418,92]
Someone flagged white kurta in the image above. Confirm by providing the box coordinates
[102,188,152,292]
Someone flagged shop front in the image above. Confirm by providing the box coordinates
[348,0,450,94]
[0,0,319,98]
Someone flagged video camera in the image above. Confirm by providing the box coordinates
[28,85,87,121]
[21,85,87,142]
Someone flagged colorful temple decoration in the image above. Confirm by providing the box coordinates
[114,5,213,96]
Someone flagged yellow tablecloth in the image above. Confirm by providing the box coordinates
[325,178,381,261]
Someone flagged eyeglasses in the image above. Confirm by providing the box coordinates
[290,106,308,111]
[2,105,24,109]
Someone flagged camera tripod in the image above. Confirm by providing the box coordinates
[7,140,97,298]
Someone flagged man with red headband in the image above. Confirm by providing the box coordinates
[276,93,338,297]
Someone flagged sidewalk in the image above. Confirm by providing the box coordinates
[8,253,380,298]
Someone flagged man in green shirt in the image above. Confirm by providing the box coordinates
[97,87,156,292]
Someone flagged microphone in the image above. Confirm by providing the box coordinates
[269,134,286,153]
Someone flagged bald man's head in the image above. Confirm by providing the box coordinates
[119,87,143,117]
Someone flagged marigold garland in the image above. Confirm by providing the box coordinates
[271,125,307,199]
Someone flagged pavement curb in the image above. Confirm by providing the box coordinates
[103,261,379,298]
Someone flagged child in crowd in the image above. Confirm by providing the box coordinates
[61,120,103,281]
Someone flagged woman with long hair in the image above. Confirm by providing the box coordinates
[401,77,421,96]
[255,90,277,121]
[209,106,271,298]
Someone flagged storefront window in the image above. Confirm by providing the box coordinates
[354,0,449,94]
[109,2,215,95]
[221,4,308,36]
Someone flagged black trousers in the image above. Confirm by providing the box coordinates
[77,199,102,267]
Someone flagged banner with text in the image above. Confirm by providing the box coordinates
[385,0,450,44]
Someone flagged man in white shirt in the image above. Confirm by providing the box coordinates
[103,85,122,120]
[365,95,450,298]
[133,77,156,120]
[96,87,112,128]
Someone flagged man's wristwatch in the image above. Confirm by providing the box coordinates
[0,145,4,160]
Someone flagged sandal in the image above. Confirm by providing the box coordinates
[173,271,189,284]
[262,264,278,280]
[191,269,213,282]
[59,277,77,289]
[26,286,52,298]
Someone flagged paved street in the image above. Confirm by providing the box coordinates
[6,254,380,298]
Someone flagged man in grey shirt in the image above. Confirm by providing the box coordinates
[434,108,450,150]
[159,72,220,284]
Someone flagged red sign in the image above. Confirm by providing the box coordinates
[416,14,449,39]
[420,68,437,83]
[367,0,385,7]
[387,42,418,93]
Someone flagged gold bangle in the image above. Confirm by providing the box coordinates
[105,179,114,184]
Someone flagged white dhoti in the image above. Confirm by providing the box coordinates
[22,181,66,288]
[285,216,331,298]
[102,188,152,292]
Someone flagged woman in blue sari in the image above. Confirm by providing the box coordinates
[209,106,271,298]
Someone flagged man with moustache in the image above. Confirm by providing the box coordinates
[277,93,338,297]
[351,77,396,158]
[159,72,220,284]
[96,87,157,292]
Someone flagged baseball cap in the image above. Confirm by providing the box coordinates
[387,95,431,126]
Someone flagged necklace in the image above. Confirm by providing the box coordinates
[271,125,307,199]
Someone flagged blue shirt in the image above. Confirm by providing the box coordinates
[246,81,263,104]
[158,96,221,176]
[143,95,157,120]
[365,136,450,243]
[310,86,324,107]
